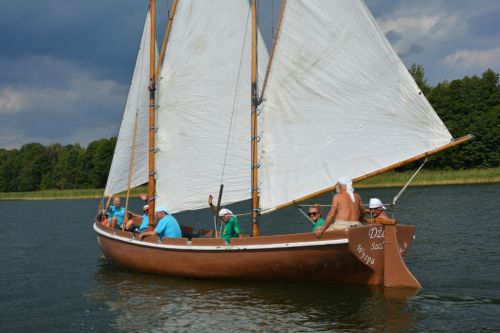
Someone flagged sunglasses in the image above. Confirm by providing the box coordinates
[307,212,318,216]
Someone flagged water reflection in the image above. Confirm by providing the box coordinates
[89,259,419,332]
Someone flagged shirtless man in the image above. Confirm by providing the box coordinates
[315,178,366,237]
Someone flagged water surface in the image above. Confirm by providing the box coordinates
[1,184,499,332]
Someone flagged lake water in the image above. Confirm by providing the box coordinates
[1,184,499,332]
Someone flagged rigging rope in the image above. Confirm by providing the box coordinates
[219,4,251,185]
[392,157,428,205]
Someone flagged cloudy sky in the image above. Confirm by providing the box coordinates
[0,0,498,149]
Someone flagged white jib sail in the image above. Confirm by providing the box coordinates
[155,0,269,212]
[259,0,453,211]
[105,11,156,196]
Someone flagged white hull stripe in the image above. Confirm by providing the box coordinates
[94,223,349,251]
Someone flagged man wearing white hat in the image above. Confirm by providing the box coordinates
[218,208,242,243]
[138,206,182,240]
[208,194,243,243]
[316,178,366,237]
[368,198,390,220]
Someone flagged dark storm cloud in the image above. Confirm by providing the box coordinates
[0,0,498,148]
[0,0,149,82]
[467,6,500,38]
[0,0,151,147]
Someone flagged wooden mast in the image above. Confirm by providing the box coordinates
[273,134,475,211]
[147,0,157,229]
[250,0,260,236]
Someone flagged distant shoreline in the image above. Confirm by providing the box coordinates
[0,168,498,201]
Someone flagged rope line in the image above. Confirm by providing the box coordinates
[393,157,428,205]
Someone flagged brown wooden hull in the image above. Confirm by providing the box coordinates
[94,222,420,287]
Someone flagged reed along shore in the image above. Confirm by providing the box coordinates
[0,168,498,200]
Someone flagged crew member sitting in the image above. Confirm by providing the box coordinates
[106,195,125,229]
[124,205,150,233]
[138,206,181,240]
[316,178,366,237]
[219,208,243,244]
[367,198,390,220]
[308,204,325,232]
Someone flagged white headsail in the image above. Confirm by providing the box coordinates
[258,0,452,211]
[105,11,157,196]
[156,0,269,212]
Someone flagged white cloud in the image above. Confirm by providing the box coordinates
[445,47,500,68]
[377,13,462,55]
[0,87,25,114]
[0,55,127,148]
[0,56,125,115]
[0,85,79,115]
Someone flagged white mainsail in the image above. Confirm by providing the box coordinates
[258,0,453,211]
[105,11,157,196]
[155,0,269,212]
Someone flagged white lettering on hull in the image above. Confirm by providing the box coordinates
[356,244,375,265]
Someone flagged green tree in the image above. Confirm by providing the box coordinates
[84,137,116,188]
[0,149,22,192]
[409,63,431,96]
[17,143,50,191]
[427,69,500,169]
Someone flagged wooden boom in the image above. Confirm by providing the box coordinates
[274,134,475,211]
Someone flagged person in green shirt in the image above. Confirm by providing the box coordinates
[218,208,242,244]
[208,195,243,243]
[309,203,325,232]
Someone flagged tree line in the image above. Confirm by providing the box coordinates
[409,67,499,170]
[0,68,498,192]
[0,138,116,192]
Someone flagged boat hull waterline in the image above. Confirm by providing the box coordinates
[94,222,420,288]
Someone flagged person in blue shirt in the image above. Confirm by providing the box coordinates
[138,206,182,240]
[124,205,150,233]
[106,195,125,229]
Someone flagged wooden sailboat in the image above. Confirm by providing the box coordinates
[94,0,472,288]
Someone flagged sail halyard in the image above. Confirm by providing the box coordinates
[147,0,157,228]
[155,0,269,213]
[258,0,457,213]
[104,10,156,196]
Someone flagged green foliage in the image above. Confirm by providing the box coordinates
[409,63,431,96]
[0,137,116,192]
[426,68,500,169]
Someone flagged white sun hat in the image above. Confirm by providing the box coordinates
[369,198,386,210]
[337,177,355,202]
[218,208,233,217]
